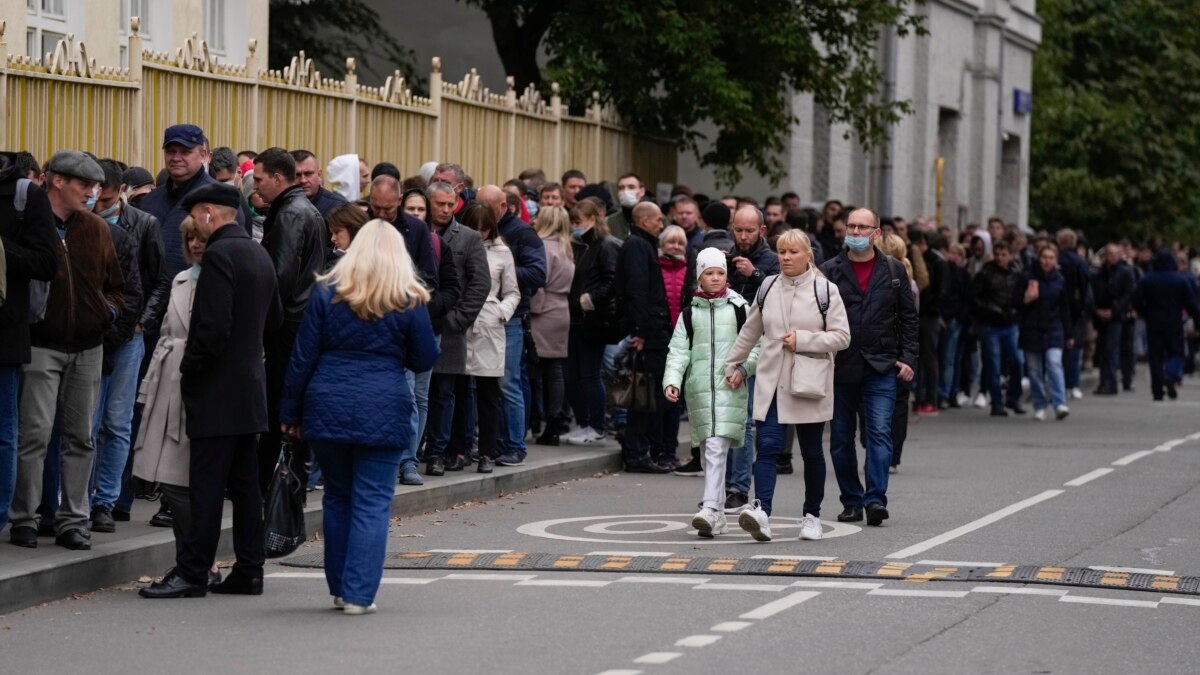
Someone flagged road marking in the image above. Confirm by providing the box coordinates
[588,551,674,557]
[1064,468,1114,487]
[1090,566,1176,576]
[916,560,1003,568]
[1188,432,1200,441]
[266,572,326,579]
[1058,595,1158,608]
[595,670,643,675]
[885,490,1065,559]
[427,548,513,553]
[379,578,438,585]
[614,576,711,585]
[739,591,821,619]
[442,573,537,581]
[514,579,611,587]
[710,621,753,632]
[675,635,722,648]
[751,554,837,561]
[696,583,789,592]
[790,580,883,590]
[517,513,860,544]
[868,589,970,598]
[633,652,681,665]
[1160,597,1200,607]
[970,585,1068,596]
[1113,450,1154,466]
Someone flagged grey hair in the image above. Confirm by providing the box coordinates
[426,181,456,199]
[433,162,465,184]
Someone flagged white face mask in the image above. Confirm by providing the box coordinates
[618,189,640,208]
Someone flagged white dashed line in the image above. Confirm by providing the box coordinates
[885,489,1065,559]
[868,589,970,598]
[441,573,537,581]
[514,579,611,587]
[915,560,1003,568]
[697,583,789,592]
[595,670,643,675]
[614,576,710,585]
[379,578,437,585]
[970,585,1068,596]
[1064,468,1114,487]
[710,621,753,632]
[739,591,822,619]
[1113,450,1155,466]
[633,652,681,664]
[790,580,884,590]
[1059,595,1158,608]
[675,635,722,648]
[1089,565,1176,576]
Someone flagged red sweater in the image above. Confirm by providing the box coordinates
[659,256,689,327]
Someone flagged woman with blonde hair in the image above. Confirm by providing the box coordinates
[529,205,576,445]
[279,219,440,615]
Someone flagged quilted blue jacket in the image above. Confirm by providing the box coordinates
[279,282,440,447]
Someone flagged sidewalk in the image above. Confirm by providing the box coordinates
[0,443,621,615]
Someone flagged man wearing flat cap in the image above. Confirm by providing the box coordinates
[9,150,125,551]
[140,182,281,599]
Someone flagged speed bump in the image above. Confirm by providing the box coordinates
[280,551,1200,596]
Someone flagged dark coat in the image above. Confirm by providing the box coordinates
[569,227,621,343]
[941,263,971,323]
[616,226,673,350]
[139,170,249,280]
[971,261,1020,328]
[31,210,125,353]
[729,236,780,301]
[279,282,439,447]
[919,248,948,318]
[820,249,919,384]
[427,233,461,333]
[1133,250,1200,351]
[432,219,491,375]
[1058,248,1092,325]
[388,212,439,290]
[1093,260,1136,320]
[102,224,143,373]
[261,185,327,326]
[1015,266,1072,352]
[179,223,282,439]
[497,212,547,317]
[309,186,348,218]
[116,205,169,331]
[0,158,58,364]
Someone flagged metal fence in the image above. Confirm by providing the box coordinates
[0,18,678,188]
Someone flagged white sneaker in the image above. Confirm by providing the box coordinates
[973,393,988,409]
[1034,409,1046,421]
[692,507,727,538]
[1071,388,1083,400]
[561,427,586,443]
[333,596,346,609]
[566,428,605,445]
[799,513,822,541]
[1055,405,1070,421]
[955,392,970,407]
[738,500,772,542]
[343,602,377,615]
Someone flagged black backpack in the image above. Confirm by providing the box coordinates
[13,179,53,323]
[681,301,747,348]
[754,274,832,330]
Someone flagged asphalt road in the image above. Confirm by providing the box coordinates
[3,371,1199,675]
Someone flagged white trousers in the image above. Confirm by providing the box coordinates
[701,436,732,510]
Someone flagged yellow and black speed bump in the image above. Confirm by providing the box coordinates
[280,551,1200,596]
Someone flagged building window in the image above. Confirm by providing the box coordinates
[26,29,37,59]
[41,31,64,61]
[27,0,37,11]
[41,0,64,16]
[205,0,226,53]
[121,0,151,35]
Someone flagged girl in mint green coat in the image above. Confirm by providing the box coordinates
[664,248,759,538]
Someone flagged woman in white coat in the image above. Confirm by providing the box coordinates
[725,229,851,542]
[460,202,520,473]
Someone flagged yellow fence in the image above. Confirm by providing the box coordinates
[0,19,677,189]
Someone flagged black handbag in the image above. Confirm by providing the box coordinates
[263,439,306,559]
[606,351,657,412]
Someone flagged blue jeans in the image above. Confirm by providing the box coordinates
[938,319,964,401]
[90,335,145,507]
[312,442,402,607]
[401,335,439,471]
[829,370,897,509]
[982,325,1023,410]
[1025,348,1066,410]
[603,339,629,428]
[565,333,607,432]
[724,375,754,496]
[755,396,824,517]
[498,318,527,460]
[1064,344,1083,390]
[0,365,20,531]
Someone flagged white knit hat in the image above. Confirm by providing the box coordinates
[696,247,727,275]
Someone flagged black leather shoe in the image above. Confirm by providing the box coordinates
[624,460,670,474]
[1167,382,1178,400]
[149,503,173,528]
[37,520,56,537]
[477,457,494,474]
[425,458,445,476]
[836,506,863,523]
[1093,385,1118,396]
[139,570,207,599]
[1008,404,1027,415]
[208,569,224,587]
[777,457,794,474]
[990,408,1009,417]
[209,571,263,596]
[112,509,131,522]
[91,505,116,533]
[9,525,37,548]
[535,431,560,446]
[444,456,465,472]
[55,528,92,550]
[866,503,890,527]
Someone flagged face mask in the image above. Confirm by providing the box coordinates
[525,199,539,218]
[845,234,872,252]
[571,227,585,239]
[618,190,639,208]
[86,186,99,210]
[97,202,120,224]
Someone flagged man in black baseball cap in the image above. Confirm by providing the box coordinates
[120,166,155,209]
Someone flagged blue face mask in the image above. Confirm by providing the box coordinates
[845,234,872,252]
[526,199,539,218]
[97,203,120,224]
[86,194,98,210]
[571,227,586,239]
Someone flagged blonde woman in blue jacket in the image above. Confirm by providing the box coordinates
[664,248,759,537]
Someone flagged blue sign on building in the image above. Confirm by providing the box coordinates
[1014,89,1033,115]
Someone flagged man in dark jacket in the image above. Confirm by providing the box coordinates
[971,242,1025,415]
[1133,249,1200,401]
[425,182,493,475]
[819,208,918,527]
[368,175,439,287]
[0,152,58,534]
[614,202,673,473]
[253,147,327,491]
[1056,229,1091,399]
[479,184,547,466]
[910,229,947,414]
[607,173,645,240]
[291,149,347,218]
[140,183,282,599]
[11,151,124,551]
[938,244,972,407]
[728,205,781,300]
[88,159,168,531]
[1092,244,1136,395]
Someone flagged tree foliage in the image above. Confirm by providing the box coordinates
[464,0,925,187]
[269,0,422,89]
[1031,0,1200,244]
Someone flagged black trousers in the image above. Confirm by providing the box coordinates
[917,316,941,405]
[474,376,502,460]
[1120,319,1136,388]
[176,434,264,585]
[260,321,307,492]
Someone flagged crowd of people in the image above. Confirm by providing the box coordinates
[1,122,1198,613]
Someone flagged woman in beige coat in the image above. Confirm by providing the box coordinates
[529,206,575,445]
[132,217,221,584]
[725,229,850,543]
[461,203,519,468]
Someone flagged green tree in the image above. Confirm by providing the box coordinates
[1031,0,1200,244]
[464,0,925,186]
[269,0,422,89]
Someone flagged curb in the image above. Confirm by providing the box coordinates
[0,446,621,615]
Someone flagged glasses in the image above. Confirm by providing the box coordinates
[846,223,877,233]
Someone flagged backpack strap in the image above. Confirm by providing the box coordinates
[734,302,747,334]
[682,305,695,349]
[756,274,780,312]
[813,277,830,331]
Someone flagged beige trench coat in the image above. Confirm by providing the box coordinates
[529,233,574,358]
[132,270,194,487]
[725,266,851,424]
[465,239,520,377]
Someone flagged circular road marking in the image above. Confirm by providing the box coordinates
[518,513,861,545]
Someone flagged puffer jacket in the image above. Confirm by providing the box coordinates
[659,255,689,327]
[971,260,1020,328]
[261,184,327,325]
[115,204,169,331]
[279,282,439,447]
[664,289,758,446]
[465,239,520,377]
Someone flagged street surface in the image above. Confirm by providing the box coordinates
[3,371,1200,674]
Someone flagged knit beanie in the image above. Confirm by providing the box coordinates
[696,247,727,275]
